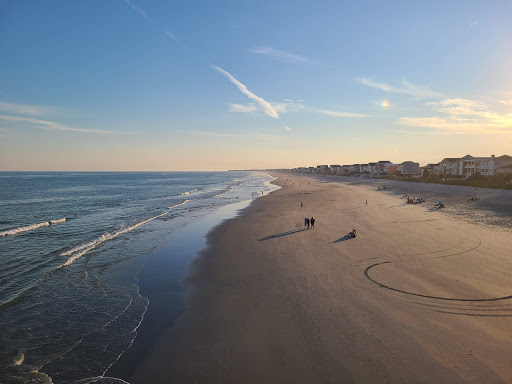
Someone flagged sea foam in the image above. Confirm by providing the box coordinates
[60,200,190,267]
[0,218,67,237]
[178,189,198,196]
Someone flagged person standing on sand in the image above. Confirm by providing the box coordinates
[366,200,368,206]
[304,217,307,228]
[310,217,315,228]
[306,217,310,229]
[301,201,303,208]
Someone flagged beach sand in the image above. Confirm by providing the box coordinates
[134,172,512,383]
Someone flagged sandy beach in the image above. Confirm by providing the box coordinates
[134,172,512,383]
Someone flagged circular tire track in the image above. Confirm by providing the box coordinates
[365,262,512,302]
[364,236,512,303]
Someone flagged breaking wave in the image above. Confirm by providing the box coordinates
[178,189,198,196]
[0,218,67,237]
[59,201,190,268]
[212,187,232,198]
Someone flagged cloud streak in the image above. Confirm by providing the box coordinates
[0,115,123,134]
[359,77,443,99]
[212,65,279,118]
[227,100,368,118]
[0,101,60,116]
[397,98,512,134]
[165,31,177,41]
[123,0,150,20]
[229,103,259,113]
[249,47,313,63]
[123,0,178,41]
[283,125,295,136]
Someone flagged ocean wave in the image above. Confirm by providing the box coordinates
[178,189,198,196]
[60,200,190,268]
[212,187,232,198]
[0,218,67,237]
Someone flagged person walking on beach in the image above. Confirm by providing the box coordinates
[366,200,368,206]
[301,201,303,208]
[310,217,315,228]
[306,217,310,229]
[304,217,307,228]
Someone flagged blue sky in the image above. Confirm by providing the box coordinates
[1,0,511,170]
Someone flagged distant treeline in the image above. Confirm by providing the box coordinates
[378,174,512,190]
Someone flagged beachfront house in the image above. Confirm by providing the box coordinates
[497,165,512,175]
[375,161,391,174]
[384,164,400,174]
[347,164,359,174]
[339,165,349,174]
[367,162,378,174]
[438,158,461,176]
[399,161,420,175]
[495,155,512,173]
[329,165,342,174]
[420,163,439,176]
[359,164,369,174]
[317,165,329,174]
[458,154,512,177]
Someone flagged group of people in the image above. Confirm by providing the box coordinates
[405,195,425,204]
[304,217,315,229]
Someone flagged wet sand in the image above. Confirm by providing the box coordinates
[134,171,512,383]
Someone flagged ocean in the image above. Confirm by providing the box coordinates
[0,171,275,384]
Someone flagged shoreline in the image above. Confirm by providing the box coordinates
[107,175,278,382]
[133,172,512,383]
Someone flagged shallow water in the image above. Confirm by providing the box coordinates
[0,171,274,383]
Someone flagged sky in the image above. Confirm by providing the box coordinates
[1,0,512,171]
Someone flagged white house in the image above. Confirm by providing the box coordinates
[458,154,512,177]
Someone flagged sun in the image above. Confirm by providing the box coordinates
[381,99,391,110]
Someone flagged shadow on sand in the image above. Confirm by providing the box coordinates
[330,235,354,244]
[258,228,308,241]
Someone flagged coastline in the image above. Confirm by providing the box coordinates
[133,171,512,383]
[107,176,278,382]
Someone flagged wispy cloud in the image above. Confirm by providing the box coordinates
[123,0,178,41]
[249,47,313,63]
[228,103,259,113]
[359,77,443,99]
[397,98,512,134]
[0,101,60,116]
[227,99,367,119]
[123,0,150,20]
[272,101,304,113]
[212,65,279,118]
[165,31,177,41]
[283,125,295,136]
[0,115,123,134]
[312,108,368,118]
